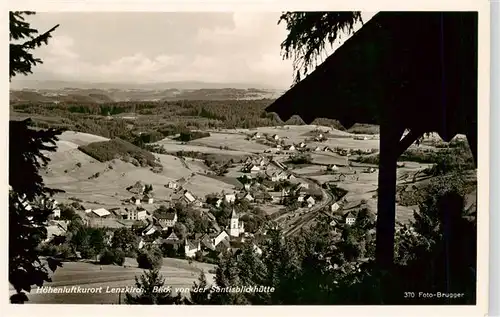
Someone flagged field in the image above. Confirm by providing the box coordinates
[42,126,467,227]
[43,132,238,212]
[9,258,215,304]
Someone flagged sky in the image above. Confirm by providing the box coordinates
[14,12,375,89]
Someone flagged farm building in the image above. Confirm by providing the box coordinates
[183,191,196,204]
[92,208,111,218]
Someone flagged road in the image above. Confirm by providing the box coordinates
[282,182,334,237]
[269,157,336,237]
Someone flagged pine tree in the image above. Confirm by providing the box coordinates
[9,12,62,303]
[185,270,211,304]
[125,269,182,304]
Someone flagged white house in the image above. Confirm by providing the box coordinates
[185,239,201,258]
[271,171,288,182]
[244,183,251,191]
[228,209,245,237]
[299,182,310,189]
[250,165,261,173]
[272,134,280,140]
[331,202,340,212]
[216,198,223,208]
[167,181,179,189]
[287,145,296,151]
[244,193,254,202]
[92,208,111,218]
[85,209,92,214]
[345,211,357,225]
[131,196,141,205]
[157,211,177,228]
[299,142,306,148]
[144,227,156,236]
[225,194,236,203]
[314,146,322,151]
[127,208,147,221]
[252,132,262,139]
[213,231,230,246]
[138,239,145,250]
[306,196,316,208]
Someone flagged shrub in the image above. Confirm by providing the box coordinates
[100,249,125,265]
[137,247,163,269]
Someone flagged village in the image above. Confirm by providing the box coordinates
[14,125,413,267]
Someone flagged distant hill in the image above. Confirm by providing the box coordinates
[9,79,285,91]
[10,87,284,103]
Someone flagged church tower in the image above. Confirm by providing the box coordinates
[229,208,240,237]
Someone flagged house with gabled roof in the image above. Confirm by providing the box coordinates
[344,210,358,225]
[331,202,341,212]
[165,231,180,242]
[184,239,201,258]
[250,165,261,173]
[306,196,316,208]
[156,210,177,228]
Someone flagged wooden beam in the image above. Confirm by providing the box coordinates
[375,123,405,270]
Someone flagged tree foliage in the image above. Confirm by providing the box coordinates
[278,12,363,84]
[10,11,59,79]
[9,11,61,303]
[125,269,182,304]
[137,246,163,270]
